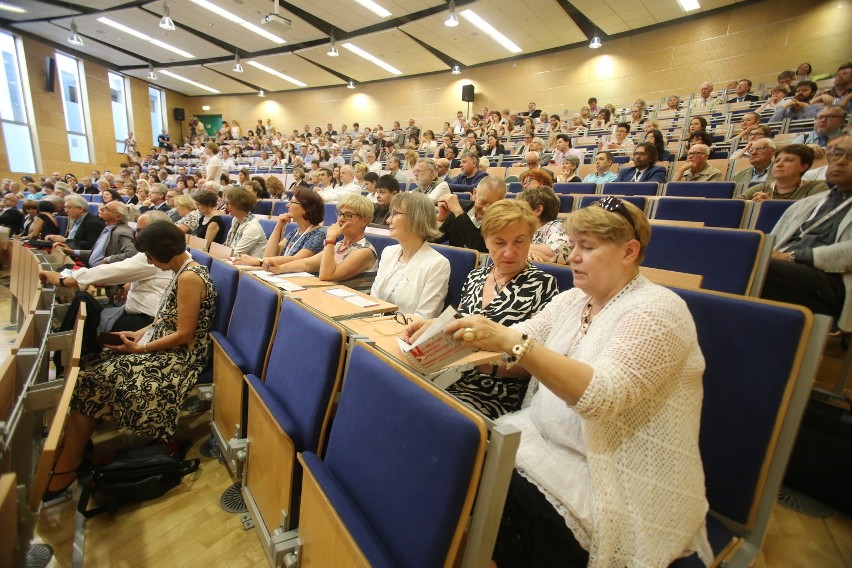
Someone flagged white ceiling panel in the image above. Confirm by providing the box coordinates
[570,0,741,35]
[207,52,345,91]
[400,0,587,67]
[0,0,79,21]
[124,64,256,96]
[297,28,447,82]
[11,21,147,66]
[293,0,440,33]
[142,0,326,53]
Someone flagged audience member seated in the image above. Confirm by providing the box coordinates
[730,125,773,159]
[770,80,821,122]
[255,188,326,269]
[761,135,851,331]
[435,176,507,252]
[141,184,170,214]
[679,130,714,160]
[371,174,400,227]
[555,155,582,183]
[52,201,135,267]
[521,169,555,189]
[756,85,790,114]
[0,193,23,233]
[288,167,310,191]
[517,186,570,264]
[318,164,360,204]
[673,144,723,182]
[193,189,226,246]
[736,144,829,201]
[224,186,268,260]
[793,105,847,158]
[643,129,675,163]
[728,78,759,102]
[411,158,450,201]
[601,122,635,151]
[271,194,378,292]
[686,116,707,137]
[418,197,711,566]
[405,200,557,418]
[690,81,719,108]
[449,152,489,189]
[814,62,851,112]
[726,112,762,147]
[42,221,217,500]
[732,138,776,185]
[370,192,450,318]
[173,195,201,234]
[482,134,505,160]
[46,195,106,250]
[582,151,618,184]
[615,143,668,183]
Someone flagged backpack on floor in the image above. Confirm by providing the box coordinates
[77,442,200,518]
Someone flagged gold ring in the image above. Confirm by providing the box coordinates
[462,328,476,342]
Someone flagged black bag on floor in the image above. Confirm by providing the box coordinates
[77,442,200,518]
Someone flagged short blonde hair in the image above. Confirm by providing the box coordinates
[337,193,374,220]
[173,194,195,211]
[480,199,537,239]
[389,192,441,241]
[564,198,650,262]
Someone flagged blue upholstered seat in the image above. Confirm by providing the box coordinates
[532,261,574,292]
[602,182,659,196]
[751,200,794,234]
[189,247,213,268]
[553,182,596,195]
[432,244,479,309]
[665,181,736,199]
[653,197,746,228]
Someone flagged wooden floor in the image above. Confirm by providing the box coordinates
[1,276,850,568]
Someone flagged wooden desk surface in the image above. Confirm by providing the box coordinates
[639,266,704,289]
[341,315,501,374]
[289,286,397,319]
[246,269,336,289]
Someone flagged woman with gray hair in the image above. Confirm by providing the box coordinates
[556,154,582,183]
[370,192,450,318]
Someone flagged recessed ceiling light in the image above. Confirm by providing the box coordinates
[342,43,402,75]
[189,0,286,44]
[354,0,391,18]
[97,17,194,58]
[201,105,211,111]
[159,1,175,31]
[247,60,307,87]
[677,0,700,11]
[158,69,221,93]
[459,10,522,54]
[0,2,27,14]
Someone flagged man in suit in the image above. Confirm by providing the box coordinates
[732,138,776,187]
[52,201,136,267]
[615,143,668,183]
[690,82,719,109]
[727,79,759,103]
[434,175,506,252]
[0,193,23,233]
[141,183,171,214]
[45,195,105,250]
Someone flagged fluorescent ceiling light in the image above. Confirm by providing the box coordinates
[189,0,286,44]
[354,0,391,18]
[0,2,27,14]
[677,0,701,11]
[97,17,194,58]
[459,9,522,54]
[247,60,307,87]
[342,42,402,75]
[158,69,221,93]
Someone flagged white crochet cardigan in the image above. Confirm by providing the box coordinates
[498,275,712,567]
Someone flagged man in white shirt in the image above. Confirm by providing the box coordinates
[690,82,719,109]
[411,158,450,202]
[366,151,382,174]
[328,145,346,168]
[387,155,409,185]
[220,147,236,172]
[318,165,361,204]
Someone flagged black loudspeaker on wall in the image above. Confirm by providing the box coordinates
[173,108,185,121]
[45,57,56,93]
[461,84,475,103]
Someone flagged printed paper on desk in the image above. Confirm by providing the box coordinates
[396,306,477,373]
[271,279,304,292]
[323,288,378,307]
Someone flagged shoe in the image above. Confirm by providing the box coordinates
[42,470,77,502]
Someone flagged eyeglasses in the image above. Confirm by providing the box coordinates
[393,312,412,326]
[826,147,852,162]
[289,200,300,206]
[816,114,844,121]
[388,210,405,219]
[686,151,708,156]
[595,196,637,238]
[337,211,359,221]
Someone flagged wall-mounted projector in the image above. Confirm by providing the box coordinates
[260,13,292,27]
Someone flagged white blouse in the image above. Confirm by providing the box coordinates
[370,242,450,319]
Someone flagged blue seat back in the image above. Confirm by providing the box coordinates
[645,225,762,295]
[190,248,213,268]
[208,259,240,335]
[87,203,100,216]
[672,288,809,526]
[532,261,573,292]
[220,214,233,235]
[553,182,596,195]
[323,203,337,226]
[602,182,658,196]
[558,194,574,213]
[752,200,794,234]
[260,299,345,452]
[271,200,289,216]
[320,344,484,568]
[653,197,745,228]
[252,199,273,216]
[578,194,647,211]
[433,244,479,308]
[508,182,522,193]
[55,215,68,237]
[665,182,736,199]
[226,276,280,377]
[258,217,277,238]
[365,233,397,262]
[90,194,103,203]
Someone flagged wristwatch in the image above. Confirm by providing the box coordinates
[59,276,66,287]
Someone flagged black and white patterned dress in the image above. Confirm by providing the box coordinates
[71,264,217,439]
[447,264,558,418]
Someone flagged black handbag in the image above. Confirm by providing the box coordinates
[77,442,200,518]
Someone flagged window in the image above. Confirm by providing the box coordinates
[0,31,36,172]
[149,86,166,146]
[55,52,91,163]
[109,71,132,153]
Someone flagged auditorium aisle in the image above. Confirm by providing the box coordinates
[0,271,849,567]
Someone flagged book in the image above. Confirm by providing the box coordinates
[396,306,477,373]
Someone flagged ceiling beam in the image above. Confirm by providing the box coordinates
[553,0,603,40]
